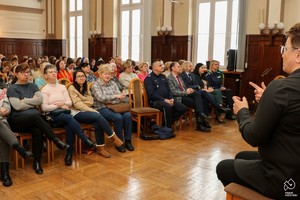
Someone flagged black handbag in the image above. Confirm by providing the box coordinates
[49,108,71,117]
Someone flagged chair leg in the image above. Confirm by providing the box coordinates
[155,114,160,126]
[47,139,51,164]
[137,116,141,138]
[20,140,25,169]
[15,150,19,170]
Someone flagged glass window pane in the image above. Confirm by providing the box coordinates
[77,16,82,37]
[197,35,209,64]
[198,3,210,34]
[230,0,239,48]
[77,0,82,11]
[132,0,141,3]
[214,1,227,34]
[213,1,227,65]
[132,9,140,61]
[121,36,129,60]
[213,34,226,65]
[121,11,129,60]
[197,3,210,63]
[77,38,82,58]
[69,0,75,11]
[70,38,75,59]
[122,0,129,5]
[70,17,75,38]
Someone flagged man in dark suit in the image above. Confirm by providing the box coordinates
[167,61,211,132]
[144,59,186,129]
[180,61,230,118]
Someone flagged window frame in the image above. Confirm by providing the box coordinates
[194,0,241,69]
[119,0,144,62]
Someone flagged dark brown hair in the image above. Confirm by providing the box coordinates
[11,63,30,84]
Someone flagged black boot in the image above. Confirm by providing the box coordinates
[83,138,96,149]
[53,138,69,150]
[12,143,33,160]
[199,113,211,129]
[32,159,43,174]
[196,114,211,132]
[0,162,12,187]
[64,153,72,166]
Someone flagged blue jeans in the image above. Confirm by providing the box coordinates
[98,108,132,141]
[52,113,88,154]
[74,111,113,145]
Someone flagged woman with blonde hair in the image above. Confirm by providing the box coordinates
[91,64,134,153]
[137,62,149,82]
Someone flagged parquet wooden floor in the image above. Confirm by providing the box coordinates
[1,119,255,200]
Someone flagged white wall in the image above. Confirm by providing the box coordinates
[0,0,46,39]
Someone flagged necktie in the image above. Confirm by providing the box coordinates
[188,73,192,82]
[176,76,184,91]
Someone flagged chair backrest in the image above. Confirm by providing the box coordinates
[58,78,71,86]
[128,78,144,108]
[274,75,285,80]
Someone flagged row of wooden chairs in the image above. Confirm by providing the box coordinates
[14,125,94,170]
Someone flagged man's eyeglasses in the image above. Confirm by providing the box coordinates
[280,45,298,54]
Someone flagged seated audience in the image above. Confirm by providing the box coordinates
[68,70,123,158]
[110,63,123,92]
[119,60,139,95]
[216,23,300,199]
[41,65,96,166]
[34,61,50,89]
[205,60,236,120]
[7,63,68,174]
[56,59,73,82]
[191,62,230,123]
[144,60,186,129]
[137,62,149,82]
[167,62,211,132]
[79,62,97,83]
[91,64,134,153]
[0,88,33,186]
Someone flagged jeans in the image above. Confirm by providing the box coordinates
[74,111,113,145]
[98,108,132,141]
[52,113,88,154]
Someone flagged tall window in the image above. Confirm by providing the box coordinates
[120,0,143,62]
[195,0,239,67]
[69,0,83,59]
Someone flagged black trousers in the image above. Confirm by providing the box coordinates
[8,110,58,160]
[216,151,261,191]
[182,92,204,116]
[150,100,186,128]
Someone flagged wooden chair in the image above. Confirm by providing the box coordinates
[274,75,285,80]
[14,133,51,170]
[177,107,194,130]
[224,183,273,200]
[128,78,161,138]
[58,78,71,86]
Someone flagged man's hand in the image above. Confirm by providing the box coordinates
[233,96,249,115]
[249,82,266,103]
[164,99,174,106]
[186,88,194,94]
[0,108,9,116]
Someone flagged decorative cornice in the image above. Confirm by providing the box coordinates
[0,4,44,14]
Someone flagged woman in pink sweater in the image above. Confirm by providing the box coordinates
[41,64,95,166]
